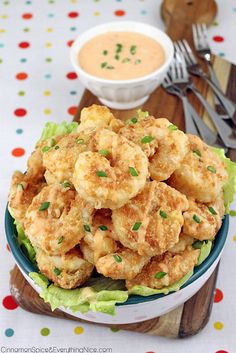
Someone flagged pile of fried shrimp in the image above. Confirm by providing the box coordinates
[8,104,228,292]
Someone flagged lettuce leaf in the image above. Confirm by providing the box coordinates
[39,121,78,142]
[196,240,212,266]
[14,219,36,265]
[211,147,236,213]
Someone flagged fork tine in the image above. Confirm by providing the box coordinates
[182,39,197,64]
[175,40,193,66]
[196,23,210,49]
[192,24,198,48]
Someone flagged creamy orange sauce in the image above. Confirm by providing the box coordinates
[78,32,165,80]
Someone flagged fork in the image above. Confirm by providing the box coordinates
[171,51,236,149]
[175,39,236,121]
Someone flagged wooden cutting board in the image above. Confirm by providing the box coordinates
[9,0,236,338]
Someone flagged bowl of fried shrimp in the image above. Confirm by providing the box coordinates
[5,105,235,325]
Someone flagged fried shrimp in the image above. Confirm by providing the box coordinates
[126,246,200,290]
[36,247,94,289]
[8,171,45,223]
[73,129,149,209]
[96,248,150,280]
[168,135,228,203]
[24,184,94,255]
[77,104,124,133]
[183,194,225,241]
[43,132,90,184]
[112,181,189,256]
[120,116,189,181]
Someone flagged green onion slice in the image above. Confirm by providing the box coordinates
[193,149,201,157]
[53,267,61,276]
[103,50,108,55]
[135,59,141,64]
[115,54,120,60]
[41,146,50,153]
[192,240,203,249]
[39,201,50,211]
[17,183,24,191]
[113,254,122,263]
[83,224,91,232]
[132,222,142,231]
[207,166,216,173]
[57,236,64,244]
[208,206,217,215]
[130,45,137,55]
[141,135,154,144]
[193,214,201,224]
[159,210,167,219]
[155,271,167,279]
[101,62,107,68]
[49,138,56,147]
[62,181,72,188]
[76,138,85,144]
[99,149,109,156]
[129,166,139,177]
[130,117,138,124]
[99,225,108,231]
[168,124,178,131]
[55,145,60,150]
[96,170,107,177]
[122,57,130,63]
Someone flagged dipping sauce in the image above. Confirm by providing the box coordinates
[78,31,165,80]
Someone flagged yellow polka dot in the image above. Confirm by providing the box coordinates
[0,29,6,33]
[233,235,236,242]
[43,91,51,96]
[45,42,52,48]
[47,28,53,33]
[44,108,52,115]
[94,11,100,16]
[70,0,78,3]
[214,321,224,330]
[74,326,84,335]
[1,15,8,19]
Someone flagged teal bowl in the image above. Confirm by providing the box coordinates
[5,206,229,324]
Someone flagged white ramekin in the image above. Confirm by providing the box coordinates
[70,21,174,109]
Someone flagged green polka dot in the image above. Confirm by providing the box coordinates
[45,57,52,62]
[0,59,3,63]
[23,28,30,32]
[20,58,27,63]
[40,327,50,336]
[3,1,10,5]
[110,327,120,332]
[18,91,25,96]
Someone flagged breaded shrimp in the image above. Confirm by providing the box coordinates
[183,194,225,241]
[24,184,94,255]
[96,248,150,280]
[120,116,189,181]
[8,171,45,223]
[126,246,200,290]
[112,181,189,256]
[43,132,90,184]
[168,135,228,203]
[36,247,94,289]
[77,104,124,133]
[73,129,149,209]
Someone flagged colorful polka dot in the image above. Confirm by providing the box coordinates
[12,147,25,157]
[0,59,3,63]
[70,0,78,3]
[23,28,30,32]
[68,12,79,18]
[43,90,51,96]
[45,42,52,48]
[110,327,120,332]
[233,235,236,242]
[70,26,77,31]
[0,29,6,33]
[16,72,28,80]
[1,15,9,19]
[70,90,77,95]
[141,9,147,15]
[219,52,225,57]
[47,28,53,32]
[48,13,55,18]
[68,106,77,116]
[16,128,23,134]
[5,328,14,337]
[214,288,223,303]
[2,295,19,310]
[44,73,52,79]
[44,108,52,115]
[214,321,224,330]
[215,350,228,353]
[67,40,74,47]
[25,0,32,4]
[213,36,224,43]
[94,11,100,16]
[40,327,50,336]
[20,58,27,63]
[114,10,126,16]
[45,57,52,62]
[18,41,30,48]
[22,13,33,19]
[66,72,77,79]
[18,91,25,96]
[14,108,27,117]
[74,326,84,335]
[0,43,5,48]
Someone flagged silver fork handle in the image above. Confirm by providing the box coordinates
[190,86,236,148]
[181,95,199,135]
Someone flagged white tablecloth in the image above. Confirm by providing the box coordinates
[1,0,236,352]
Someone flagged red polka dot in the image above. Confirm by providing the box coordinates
[214,288,224,303]
[213,36,224,42]
[14,108,27,117]
[215,351,228,353]
[68,12,79,18]
[114,10,126,16]
[15,72,28,80]
[66,72,78,79]
[2,295,18,310]
[68,106,77,116]
[22,13,33,19]
[18,41,30,49]
[12,148,25,157]
[6,244,10,252]
[67,40,74,47]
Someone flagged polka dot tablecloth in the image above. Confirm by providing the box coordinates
[0,0,236,352]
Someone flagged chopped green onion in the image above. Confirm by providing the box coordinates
[99,149,109,156]
[207,166,216,174]
[113,254,122,263]
[154,271,167,279]
[135,59,141,64]
[53,267,61,276]
[96,170,107,177]
[130,117,138,124]
[83,224,91,232]
[116,43,123,53]
[193,214,201,224]
[103,50,108,55]
[115,54,120,60]
[39,201,50,211]
[76,138,85,144]
[49,138,56,147]
[137,109,149,118]
[132,222,142,231]
[130,45,137,55]
[168,124,178,131]
[62,181,72,188]
[193,149,201,157]
[141,135,154,144]
[122,57,130,63]
[159,210,167,219]
[17,183,24,191]
[208,206,217,215]
[192,240,203,249]
[101,62,107,68]
[129,166,139,177]
[41,146,50,153]
[99,225,108,231]
[106,65,115,69]
[55,145,60,150]
[57,236,64,244]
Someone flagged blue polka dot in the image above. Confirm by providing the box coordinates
[219,52,225,57]
[70,90,77,95]
[5,328,14,337]
[20,58,27,63]
[25,0,32,4]
[16,128,23,134]
[116,0,122,2]
[140,9,147,15]
[233,7,236,12]
[70,27,77,31]
[0,43,5,48]
[48,13,54,18]
[44,73,52,79]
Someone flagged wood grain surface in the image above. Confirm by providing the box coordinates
[9,0,236,338]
